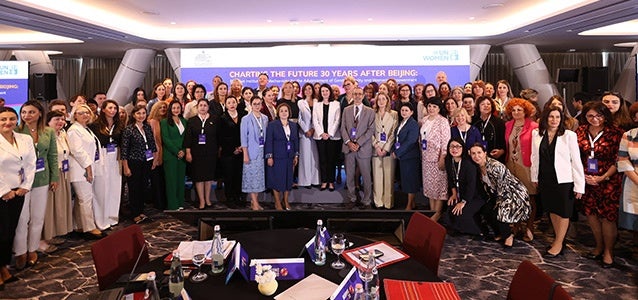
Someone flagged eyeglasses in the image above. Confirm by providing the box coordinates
[75,111,90,116]
[449,145,463,149]
[585,114,603,119]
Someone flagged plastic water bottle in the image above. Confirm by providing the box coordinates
[211,225,225,274]
[313,219,326,266]
[368,266,380,300]
[168,251,184,299]
[144,271,160,300]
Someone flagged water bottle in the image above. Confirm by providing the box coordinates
[353,283,365,300]
[313,219,326,266]
[144,271,160,300]
[168,251,184,299]
[368,266,380,300]
[211,225,225,274]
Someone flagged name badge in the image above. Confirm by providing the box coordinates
[94,149,100,161]
[350,127,357,139]
[394,141,400,150]
[380,132,387,142]
[35,158,45,173]
[18,167,25,184]
[61,159,69,173]
[198,134,206,145]
[482,139,488,149]
[145,149,154,161]
[587,158,598,173]
[106,143,117,153]
[421,139,428,150]
[259,136,265,147]
[286,141,291,152]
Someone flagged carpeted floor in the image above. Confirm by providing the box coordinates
[1,203,636,300]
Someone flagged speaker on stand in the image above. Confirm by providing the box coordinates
[581,67,609,96]
[30,73,57,101]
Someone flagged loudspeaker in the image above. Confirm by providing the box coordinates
[30,73,57,101]
[581,67,608,95]
[556,68,579,83]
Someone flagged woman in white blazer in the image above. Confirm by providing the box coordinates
[0,107,35,288]
[67,104,104,240]
[531,107,585,258]
[312,84,341,191]
[296,83,320,188]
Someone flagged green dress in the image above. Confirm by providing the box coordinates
[160,117,187,209]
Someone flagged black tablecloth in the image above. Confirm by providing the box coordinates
[144,228,438,299]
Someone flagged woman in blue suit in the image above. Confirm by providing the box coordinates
[392,102,421,210]
[241,96,269,211]
[266,103,299,210]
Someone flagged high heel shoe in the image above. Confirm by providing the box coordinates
[523,228,534,242]
[503,234,514,248]
[584,252,602,260]
[543,247,564,259]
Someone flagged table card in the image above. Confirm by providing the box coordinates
[329,266,363,300]
[342,241,409,269]
[225,242,250,284]
[383,279,461,300]
[249,258,305,281]
[274,273,338,300]
[304,227,331,261]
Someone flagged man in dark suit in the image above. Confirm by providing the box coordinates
[340,87,375,209]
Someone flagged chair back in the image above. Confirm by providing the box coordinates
[402,212,446,276]
[507,260,573,300]
[91,224,149,290]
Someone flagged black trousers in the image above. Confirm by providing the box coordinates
[220,154,243,202]
[316,139,339,183]
[0,194,24,265]
[150,165,166,210]
[127,160,152,217]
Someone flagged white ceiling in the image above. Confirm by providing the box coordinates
[0,0,637,57]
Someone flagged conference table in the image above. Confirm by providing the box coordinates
[142,228,439,299]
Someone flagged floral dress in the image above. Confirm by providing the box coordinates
[618,128,638,230]
[575,124,624,222]
[420,115,450,200]
[482,158,531,223]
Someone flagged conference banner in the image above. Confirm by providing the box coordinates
[181,45,470,92]
[0,61,29,108]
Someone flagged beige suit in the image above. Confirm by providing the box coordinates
[371,110,398,208]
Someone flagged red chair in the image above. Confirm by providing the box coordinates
[91,224,149,290]
[507,260,573,300]
[402,212,446,276]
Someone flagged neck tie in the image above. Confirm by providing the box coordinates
[354,105,359,125]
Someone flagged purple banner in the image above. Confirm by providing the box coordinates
[181,65,469,93]
[0,78,29,106]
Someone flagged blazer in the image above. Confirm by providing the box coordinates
[445,157,485,204]
[0,132,36,196]
[297,99,314,134]
[66,123,100,183]
[505,118,538,167]
[260,103,277,122]
[530,129,585,194]
[393,117,420,160]
[312,101,341,140]
[265,119,299,159]
[240,112,269,161]
[340,104,375,157]
[372,110,398,156]
[160,117,187,161]
[16,126,59,188]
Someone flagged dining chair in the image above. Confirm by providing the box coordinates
[507,260,573,300]
[402,212,446,276]
[90,224,149,290]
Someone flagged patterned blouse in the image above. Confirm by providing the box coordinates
[481,157,531,223]
[121,123,157,161]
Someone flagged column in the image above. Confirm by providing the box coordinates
[164,48,181,82]
[503,44,558,107]
[0,50,12,61]
[612,43,637,102]
[13,50,66,100]
[469,44,491,81]
[106,49,156,106]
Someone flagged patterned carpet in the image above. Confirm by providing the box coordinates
[2,204,636,300]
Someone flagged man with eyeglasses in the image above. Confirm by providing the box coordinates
[341,87,375,209]
[338,76,370,113]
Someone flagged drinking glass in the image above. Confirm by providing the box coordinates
[330,233,346,269]
[357,250,376,283]
[190,253,208,283]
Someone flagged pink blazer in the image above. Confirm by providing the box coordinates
[504,118,538,167]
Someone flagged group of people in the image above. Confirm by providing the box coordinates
[1,74,637,288]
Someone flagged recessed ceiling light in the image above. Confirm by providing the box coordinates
[568,48,576,52]
[469,17,475,20]
[44,50,63,55]
[367,18,373,22]
[311,19,324,24]
[266,19,272,23]
[87,36,93,39]
[482,3,504,9]
[141,11,159,16]
[170,21,176,25]
[289,19,299,25]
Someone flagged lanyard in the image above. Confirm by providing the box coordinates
[108,124,115,143]
[481,115,491,133]
[397,119,407,135]
[588,130,603,158]
[254,113,263,136]
[136,124,149,150]
[199,115,207,134]
[459,128,468,144]
[453,160,462,188]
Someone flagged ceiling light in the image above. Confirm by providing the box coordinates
[568,49,576,52]
[170,22,176,25]
[311,19,324,24]
[566,29,573,32]
[266,19,272,23]
[44,50,63,55]
[141,11,159,16]
[482,3,504,9]
[614,42,637,48]
[289,19,299,25]
[580,19,638,36]
[469,17,475,20]
[367,18,373,22]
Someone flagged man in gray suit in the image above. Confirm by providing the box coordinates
[341,87,375,209]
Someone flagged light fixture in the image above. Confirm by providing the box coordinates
[482,3,504,9]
